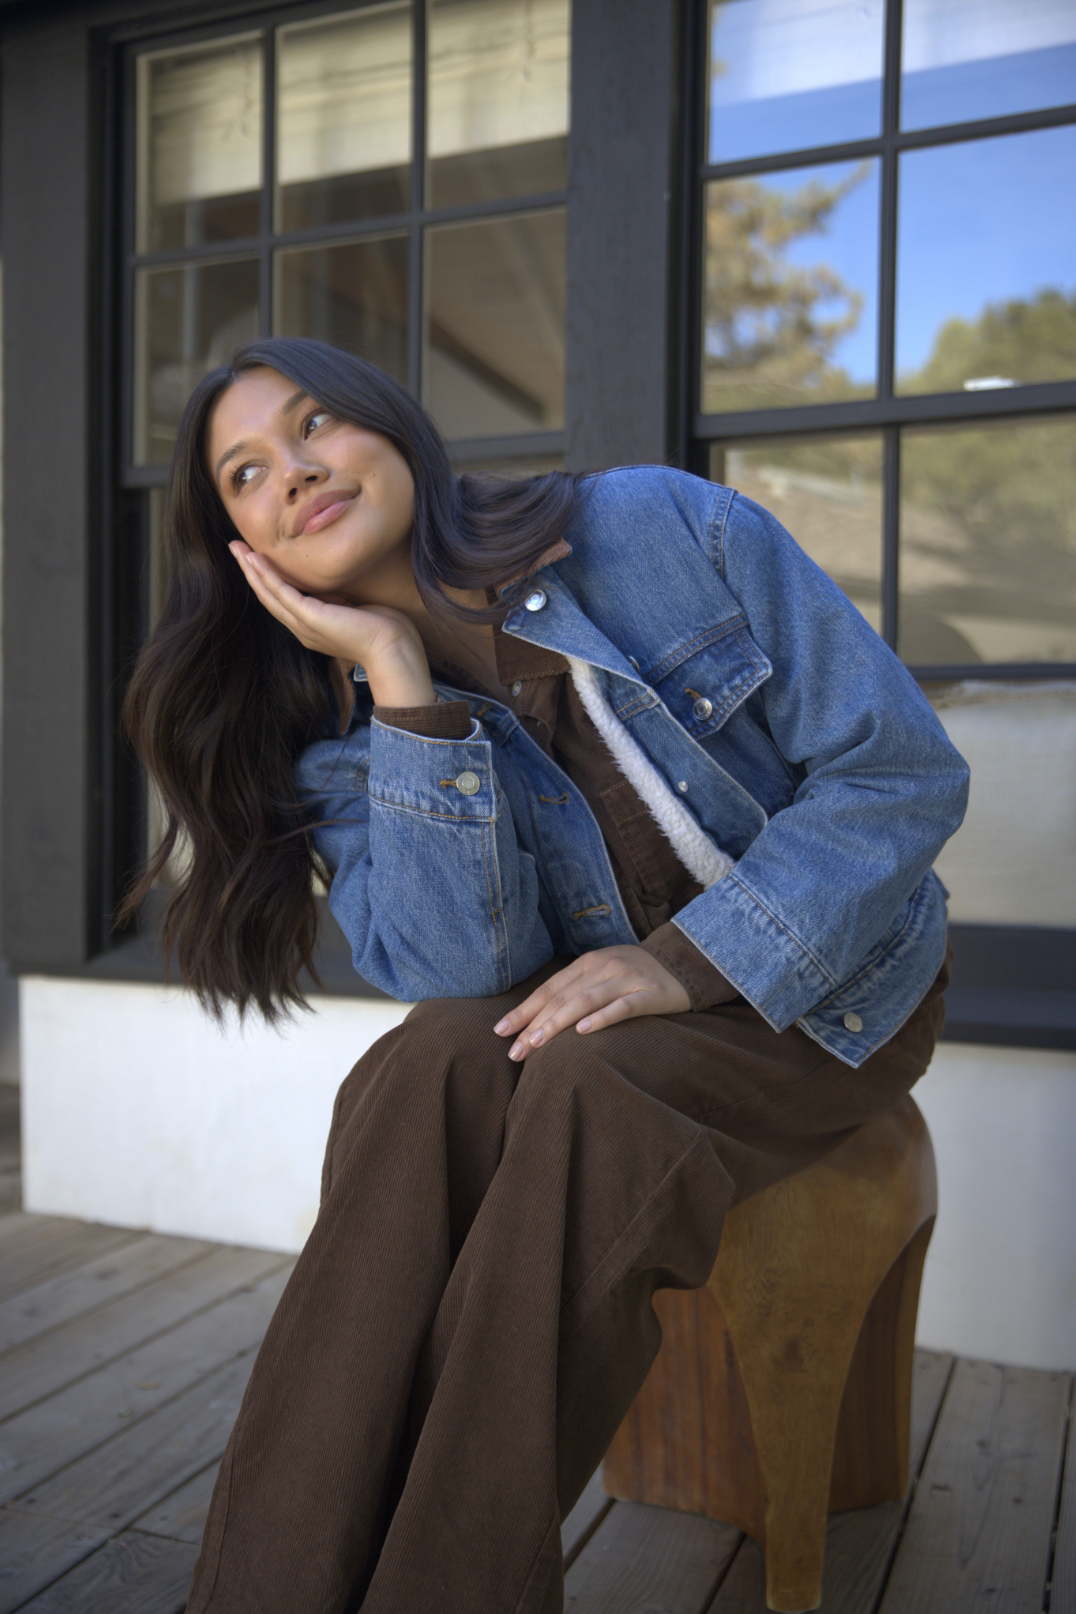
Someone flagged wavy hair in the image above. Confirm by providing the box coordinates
[120,337,584,1021]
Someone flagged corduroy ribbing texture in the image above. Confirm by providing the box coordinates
[186,954,948,1614]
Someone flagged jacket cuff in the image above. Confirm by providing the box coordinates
[372,701,472,739]
[641,922,740,1011]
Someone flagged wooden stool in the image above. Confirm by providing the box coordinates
[602,1094,937,1613]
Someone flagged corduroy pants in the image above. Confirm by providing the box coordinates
[186,955,948,1614]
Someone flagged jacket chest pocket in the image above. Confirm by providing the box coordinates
[645,619,772,740]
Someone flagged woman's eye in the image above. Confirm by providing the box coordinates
[231,463,258,492]
[304,410,332,436]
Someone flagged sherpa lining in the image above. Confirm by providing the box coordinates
[566,657,733,890]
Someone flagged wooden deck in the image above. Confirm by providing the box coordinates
[0,1206,1071,1612]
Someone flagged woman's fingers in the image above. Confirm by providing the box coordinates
[495,946,690,1059]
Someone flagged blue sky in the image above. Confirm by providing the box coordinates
[706,3,1076,383]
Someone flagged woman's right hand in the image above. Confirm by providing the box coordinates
[230,541,436,707]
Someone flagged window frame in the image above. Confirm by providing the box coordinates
[1,0,686,983]
[121,0,571,495]
[687,0,1076,682]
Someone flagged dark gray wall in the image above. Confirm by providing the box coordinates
[565,0,684,471]
[1,15,100,970]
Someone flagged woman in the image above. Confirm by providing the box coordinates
[123,336,968,1614]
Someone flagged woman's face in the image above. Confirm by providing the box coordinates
[206,366,416,600]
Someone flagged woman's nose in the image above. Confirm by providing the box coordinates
[284,463,327,500]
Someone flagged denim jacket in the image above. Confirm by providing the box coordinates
[295,467,970,1068]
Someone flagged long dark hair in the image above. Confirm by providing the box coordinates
[120,337,584,1022]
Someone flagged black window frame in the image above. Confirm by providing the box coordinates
[120,0,572,493]
[1,0,685,988]
[683,0,1076,1050]
[686,0,1076,682]
[1,0,1070,1049]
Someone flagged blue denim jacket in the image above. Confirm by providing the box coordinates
[295,467,969,1067]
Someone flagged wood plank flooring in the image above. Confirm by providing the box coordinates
[0,1210,1071,1613]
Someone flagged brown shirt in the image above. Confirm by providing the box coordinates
[373,631,738,1011]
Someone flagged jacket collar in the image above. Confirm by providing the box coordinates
[500,571,647,689]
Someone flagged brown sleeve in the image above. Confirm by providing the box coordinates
[641,922,741,1011]
[372,701,473,739]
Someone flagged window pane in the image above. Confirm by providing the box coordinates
[902,0,1076,130]
[276,5,411,230]
[133,258,259,465]
[707,0,883,165]
[427,0,569,208]
[701,160,879,415]
[274,237,408,386]
[899,417,1076,666]
[896,127,1076,396]
[930,684,1076,927]
[136,35,262,253]
[424,209,565,437]
[710,436,883,633]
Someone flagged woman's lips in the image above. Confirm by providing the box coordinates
[299,496,354,535]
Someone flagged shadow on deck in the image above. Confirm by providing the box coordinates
[0,1211,1072,1613]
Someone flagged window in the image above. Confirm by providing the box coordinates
[126,0,571,495]
[696,0,1076,679]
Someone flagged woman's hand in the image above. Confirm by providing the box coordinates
[230,541,435,707]
[494,946,691,1059]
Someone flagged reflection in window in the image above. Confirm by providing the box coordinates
[710,436,883,632]
[275,237,408,384]
[136,35,263,252]
[929,683,1076,927]
[896,127,1076,397]
[707,0,883,165]
[133,259,259,465]
[701,160,878,414]
[424,209,565,437]
[899,417,1076,666]
[427,0,569,207]
[902,0,1076,130]
[276,5,412,230]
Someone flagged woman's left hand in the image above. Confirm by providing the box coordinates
[494,946,691,1059]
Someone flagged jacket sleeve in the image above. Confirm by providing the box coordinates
[671,487,970,1031]
[295,716,554,1001]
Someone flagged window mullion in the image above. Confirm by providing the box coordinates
[881,425,900,650]
[407,0,426,400]
[260,25,276,335]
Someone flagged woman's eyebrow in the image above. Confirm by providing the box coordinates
[214,390,312,481]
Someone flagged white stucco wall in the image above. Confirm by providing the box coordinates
[20,977,409,1254]
[19,975,1076,1371]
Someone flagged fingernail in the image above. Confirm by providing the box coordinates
[530,1028,544,1046]
[494,1019,510,1035]
[508,1042,524,1060]
[578,1018,592,1032]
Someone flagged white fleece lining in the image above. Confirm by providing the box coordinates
[567,657,734,890]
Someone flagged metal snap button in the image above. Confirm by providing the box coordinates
[524,588,548,612]
[677,780,689,793]
[843,1011,863,1033]
[455,771,481,795]
[692,696,713,721]
[511,680,522,696]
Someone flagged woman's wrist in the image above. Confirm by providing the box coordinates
[363,634,436,708]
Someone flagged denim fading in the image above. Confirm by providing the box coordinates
[296,466,969,1067]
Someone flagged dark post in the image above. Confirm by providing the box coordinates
[565,0,683,471]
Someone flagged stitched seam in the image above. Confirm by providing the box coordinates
[368,796,493,822]
[812,883,925,1007]
[479,818,510,991]
[714,487,735,576]
[646,618,746,683]
[725,871,837,987]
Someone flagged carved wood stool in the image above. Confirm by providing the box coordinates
[602,1093,937,1613]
